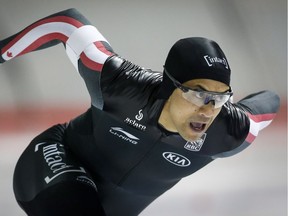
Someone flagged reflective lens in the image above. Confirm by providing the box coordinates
[182,89,232,108]
[163,67,232,108]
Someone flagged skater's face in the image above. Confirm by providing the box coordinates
[159,78,231,142]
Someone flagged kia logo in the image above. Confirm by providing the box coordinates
[162,152,191,167]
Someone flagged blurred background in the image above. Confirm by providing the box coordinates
[0,0,286,215]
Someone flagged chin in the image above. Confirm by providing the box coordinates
[178,124,207,142]
[187,126,209,142]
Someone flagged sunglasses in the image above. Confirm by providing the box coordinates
[163,67,233,108]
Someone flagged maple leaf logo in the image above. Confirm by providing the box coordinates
[7,51,13,58]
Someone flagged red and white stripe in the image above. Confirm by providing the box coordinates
[1,16,83,61]
[1,15,113,72]
[246,113,276,143]
[80,42,113,71]
[65,25,113,71]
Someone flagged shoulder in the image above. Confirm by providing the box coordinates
[100,55,163,116]
[101,55,162,84]
[101,55,162,96]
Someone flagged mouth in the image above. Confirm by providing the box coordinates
[189,122,207,133]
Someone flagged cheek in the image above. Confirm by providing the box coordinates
[213,108,222,118]
[169,97,198,120]
[208,108,222,124]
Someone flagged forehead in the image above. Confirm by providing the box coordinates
[183,79,230,92]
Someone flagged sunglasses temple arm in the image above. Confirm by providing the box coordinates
[163,66,189,92]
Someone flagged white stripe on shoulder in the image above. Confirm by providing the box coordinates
[66,25,108,57]
[65,25,108,70]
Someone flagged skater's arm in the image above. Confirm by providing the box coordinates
[0,8,114,71]
[0,8,115,108]
[213,90,280,158]
[236,90,280,143]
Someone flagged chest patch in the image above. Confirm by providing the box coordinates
[124,109,147,131]
[162,152,191,167]
[184,133,207,152]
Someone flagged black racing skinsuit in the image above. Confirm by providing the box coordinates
[0,9,280,216]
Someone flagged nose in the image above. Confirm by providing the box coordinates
[199,101,215,118]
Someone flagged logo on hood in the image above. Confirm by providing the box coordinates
[204,55,229,69]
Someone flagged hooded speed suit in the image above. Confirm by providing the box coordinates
[0,8,280,216]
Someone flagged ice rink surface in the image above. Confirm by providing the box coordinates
[0,119,286,216]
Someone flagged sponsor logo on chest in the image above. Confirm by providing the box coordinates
[109,127,140,144]
[184,133,207,152]
[124,109,147,131]
[162,152,191,167]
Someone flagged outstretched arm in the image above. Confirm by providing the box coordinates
[0,8,115,108]
[213,90,280,158]
[237,90,280,143]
